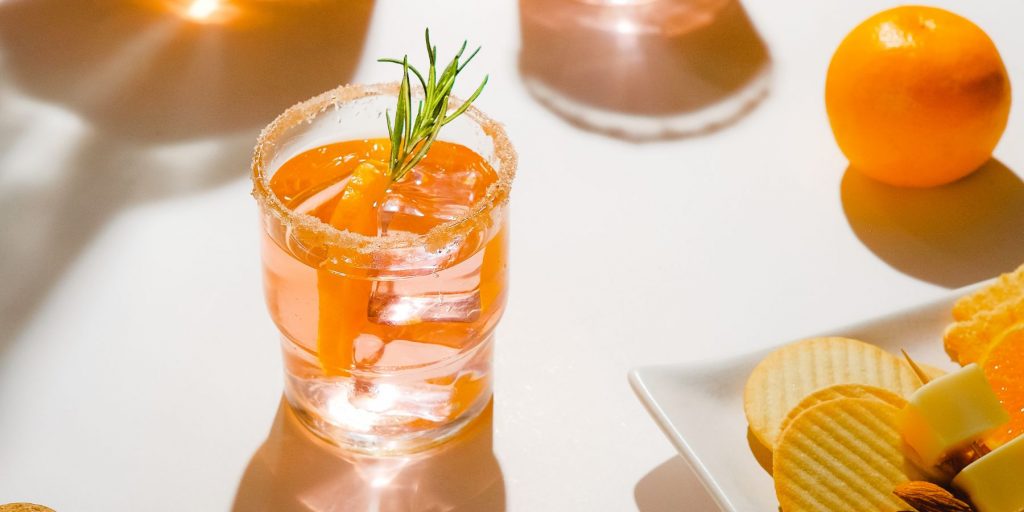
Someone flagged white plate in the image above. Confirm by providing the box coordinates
[628,285,984,512]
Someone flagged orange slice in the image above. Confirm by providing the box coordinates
[980,323,1024,446]
[371,228,507,351]
[316,161,390,375]
[479,226,507,313]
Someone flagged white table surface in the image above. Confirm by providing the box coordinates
[2,0,1023,510]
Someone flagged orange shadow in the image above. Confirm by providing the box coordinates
[841,159,1024,288]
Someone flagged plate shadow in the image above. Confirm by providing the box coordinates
[635,456,719,512]
[842,159,1024,288]
[232,398,505,512]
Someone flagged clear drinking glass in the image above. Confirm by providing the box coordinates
[252,83,516,454]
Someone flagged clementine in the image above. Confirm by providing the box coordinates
[826,6,1011,187]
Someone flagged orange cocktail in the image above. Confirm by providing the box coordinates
[252,82,515,453]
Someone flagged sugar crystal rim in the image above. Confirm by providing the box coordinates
[251,82,517,253]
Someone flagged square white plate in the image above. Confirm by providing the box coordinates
[629,285,982,511]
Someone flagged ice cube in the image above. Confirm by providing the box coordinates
[353,334,385,366]
[379,166,483,236]
[368,290,481,326]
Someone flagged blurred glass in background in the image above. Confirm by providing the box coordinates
[520,0,771,140]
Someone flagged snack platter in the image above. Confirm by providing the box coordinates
[629,283,983,512]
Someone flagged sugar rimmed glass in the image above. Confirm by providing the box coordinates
[252,83,515,454]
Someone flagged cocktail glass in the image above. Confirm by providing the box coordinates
[252,83,515,454]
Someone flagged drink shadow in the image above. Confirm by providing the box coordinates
[0,0,374,143]
[0,0,373,359]
[232,398,506,512]
[841,159,1024,288]
[519,0,771,141]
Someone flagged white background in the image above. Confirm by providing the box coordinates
[1,0,1022,510]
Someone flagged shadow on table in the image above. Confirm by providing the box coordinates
[518,0,771,141]
[0,0,374,143]
[841,159,1024,289]
[232,398,505,512]
[0,0,372,359]
[635,456,719,512]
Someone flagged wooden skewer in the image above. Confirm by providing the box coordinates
[901,349,932,385]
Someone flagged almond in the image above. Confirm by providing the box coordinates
[894,481,973,512]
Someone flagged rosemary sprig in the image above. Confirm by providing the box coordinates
[379,29,488,183]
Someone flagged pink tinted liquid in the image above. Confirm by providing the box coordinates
[260,139,507,451]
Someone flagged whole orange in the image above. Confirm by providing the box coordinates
[825,6,1011,187]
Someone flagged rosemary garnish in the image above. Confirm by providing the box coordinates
[379,29,488,183]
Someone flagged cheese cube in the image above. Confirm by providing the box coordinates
[953,434,1024,512]
[899,364,1009,468]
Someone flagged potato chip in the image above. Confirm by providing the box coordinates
[952,263,1024,321]
[0,505,55,512]
[743,337,920,449]
[944,301,1024,365]
[778,384,907,437]
[774,398,926,512]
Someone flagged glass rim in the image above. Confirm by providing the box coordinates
[251,82,516,253]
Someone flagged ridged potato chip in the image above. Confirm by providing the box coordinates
[778,384,907,438]
[744,337,921,449]
[952,263,1024,321]
[774,398,926,512]
[0,505,55,512]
